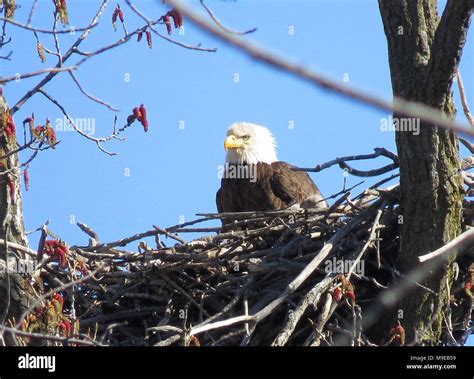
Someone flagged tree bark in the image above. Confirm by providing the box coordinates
[0,90,31,334]
[378,0,474,344]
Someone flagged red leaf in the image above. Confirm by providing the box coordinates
[345,290,356,302]
[4,112,16,139]
[142,119,149,133]
[146,30,152,49]
[34,125,45,138]
[117,5,124,22]
[168,9,183,28]
[8,179,15,204]
[139,104,149,132]
[24,169,30,191]
[43,240,69,267]
[163,15,172,35]
[133,107,141,120]
[45,121,57,147]
[332,287,343,302]
[53,293,64,307]
[139,104,147,121]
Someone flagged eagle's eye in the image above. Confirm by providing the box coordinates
[241,135,250,141]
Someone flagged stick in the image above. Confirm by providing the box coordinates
[418,227,474,263]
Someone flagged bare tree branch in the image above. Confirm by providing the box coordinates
[418,227,474,263]
[0,66,77,84]
[457,71,474,127]
[200,0,257,35]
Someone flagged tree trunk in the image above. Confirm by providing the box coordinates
[378,0,473,344]
[0,89,31,335]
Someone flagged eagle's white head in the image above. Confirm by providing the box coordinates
[224,122,278,165]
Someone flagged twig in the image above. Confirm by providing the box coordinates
[418,227,474,263]
[26,0,39,26]
[0,66,77,84]
[295,147,398,175]
[0,17,99,34]
[68,71,120,111]
[307,292,336,346]
[347,208,383,280]
[271,275,335,346]
[0,326,102,346]
[0,239,37,257]
[456,71,474,127]
[200,0,257,35]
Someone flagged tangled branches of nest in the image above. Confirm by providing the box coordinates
[2,150,473,347]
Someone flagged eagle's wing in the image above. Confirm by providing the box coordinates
[270,161,328,209]
[216,187,224,213]
[217,163,286,213]
[216,175,272,213]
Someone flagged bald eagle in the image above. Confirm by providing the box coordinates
[216,123,328,213]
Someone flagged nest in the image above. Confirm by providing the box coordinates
[5,175,470,347]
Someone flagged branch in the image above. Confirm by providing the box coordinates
[0,66,77,84]
[0,17,99,34]
[456,71,474,127]
[200,0,257,35]
[418,227,474,263]
[271,276,335,346]
[37,89,116,155]
[0,238,37,257]
[460,138,474,154]
[26,0,39,26]
[68,71,120,112]
[427,0,474,105]
[0,326,102,346]
[295,147,398,177]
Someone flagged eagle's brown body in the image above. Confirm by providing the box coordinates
[216,161,327,213]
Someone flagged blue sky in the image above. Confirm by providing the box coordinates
[1,0,473,342]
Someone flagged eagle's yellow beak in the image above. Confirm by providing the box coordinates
[224,135,243,150]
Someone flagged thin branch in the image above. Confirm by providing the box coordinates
[418,227,474,263]
[68,71,120,112]
[271,275,335,346]
[460,138,474,154]
[295,147,398,178]
[26,0,39,26]
[427,0,474,105]
[0,238,38,257]
[37,89,117,155]
[200,0,257,35]
[0,66,77,84]
[0,326,102,346]
[0,16,99,34]
[456,71,474,127]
